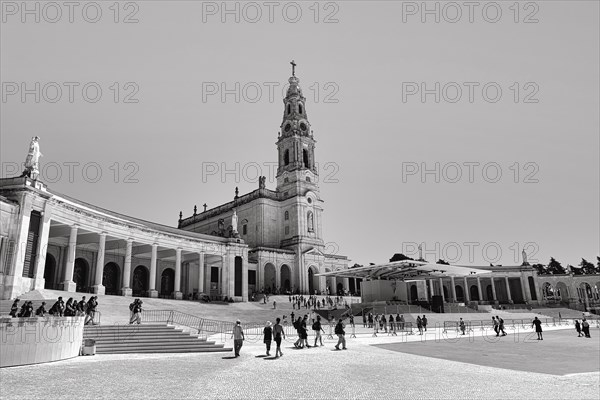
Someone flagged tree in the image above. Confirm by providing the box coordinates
[389,253,414,262]
[350,263,363,269]
[596,256,600,274]
[531,263,546,275]
[578,258,596,275]
[436,259,450,265]
[547,257,566,275]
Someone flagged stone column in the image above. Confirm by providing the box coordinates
[476,276,483,302]
[228,253,235,299]
[33,206,52,290]
[149,244,158,298]
[242,255,248,302]
[92,233,106,295]
[429,279,435,298]
[121,239,133,296]
[174,248,182,299]
[520,273,531,302]
[220,255,226,298]
[504,276,512,303]
[450,276,457,302]
[439,278,445,302]
[62,225,78,292]
[198,252,205,294]
[490,277,498,302]
[343,277,350,294]
[463,276,470,302]
[275,264,281,291]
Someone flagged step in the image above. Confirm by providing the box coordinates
[95,341,221,348]
[83,332,199,339]
[92,338,215,345]
[95,347,231,354]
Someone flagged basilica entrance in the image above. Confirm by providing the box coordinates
[264,263,276,293]
[73,258,89,292]
[132,265,149,297]
[43,254,56,289]
[281,264,291,293]
[103,262,120,295]
[161,268,175,297]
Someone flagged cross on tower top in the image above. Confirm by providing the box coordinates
[290,60,296,76]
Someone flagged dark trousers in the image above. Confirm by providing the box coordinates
[234,339,243,356]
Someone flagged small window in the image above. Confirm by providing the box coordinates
[284,177,289,183]
[299,104,303,114]
[284,211,289,220]
[242,224,247,235]
[287,104,291,114]
[306,177,311,182]
[284,150,290,166]
[303,149,309,168]
[284,191,289,197]
[307,198,312,204]
[285,226,290,235]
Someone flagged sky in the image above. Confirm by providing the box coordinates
[1,1,598,268]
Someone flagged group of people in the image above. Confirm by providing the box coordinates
[575,319,592,338]
[288,294,348,311]
[8,296,98,325]
[129,299,143,324]
[364,313,408,336]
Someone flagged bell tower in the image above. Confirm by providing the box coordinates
[276,60,319,196]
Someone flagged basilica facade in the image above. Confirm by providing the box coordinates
[0,66,350,301]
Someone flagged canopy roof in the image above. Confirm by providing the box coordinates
[315,260,493,280]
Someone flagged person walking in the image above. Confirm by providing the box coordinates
[492,317,499,336]
[417,316,423,335]
[84,297,97,325]
[575,320,582,337]
[422,315,428,332]
[294,317,303,348]
[301,315,310,348]
[313,315,325,346]
[581,318,591,338]
[497,316,507,336]
[232,320,245,357]
[130,299,142,324]
[334,318,347,350]
[459,318,466,335]
[263,321,273,356]
[273,317,285,358]
[532,317,543,340]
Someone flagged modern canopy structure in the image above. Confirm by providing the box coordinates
[315,260,492,281]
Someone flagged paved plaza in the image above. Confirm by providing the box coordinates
[1,325,598,400]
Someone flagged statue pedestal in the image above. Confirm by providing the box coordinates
[121,288,132,297]
[148,290,158,298]
[62,280,76,292]
[92,284,105,295]
[174,291,183,300]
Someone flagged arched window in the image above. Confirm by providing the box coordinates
[307,211,314,232]
[299,103,303,114]
[287,104,291,114]
[284,149,290,166]
[303,149,309,168]
[306,177,311,182]
[284,211,289,220]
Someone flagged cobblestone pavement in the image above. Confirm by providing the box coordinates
[1,326,598,400]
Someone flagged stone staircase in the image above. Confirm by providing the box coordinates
[83,323,231,354]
